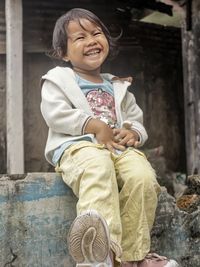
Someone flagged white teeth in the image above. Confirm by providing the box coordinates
[86,49,100,56]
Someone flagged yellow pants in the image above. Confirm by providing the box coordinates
[56,141,161,263]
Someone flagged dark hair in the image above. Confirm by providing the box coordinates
[50,8,119,61]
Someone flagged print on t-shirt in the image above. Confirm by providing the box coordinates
[86,88,117,128]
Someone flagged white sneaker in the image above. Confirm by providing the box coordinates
[137,253,179,267]
[67,210,112,267]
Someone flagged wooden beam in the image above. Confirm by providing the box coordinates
[6,0,24,174]
[182,18,200,175]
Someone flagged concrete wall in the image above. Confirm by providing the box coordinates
[0,173,77,266]
[0,173,199,267]
[23,53,54,172]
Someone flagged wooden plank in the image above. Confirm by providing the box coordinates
[182,14,200,175]
[6,0,24,174]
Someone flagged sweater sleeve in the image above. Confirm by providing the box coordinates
[121,91,148,146]
[41,80,92,136]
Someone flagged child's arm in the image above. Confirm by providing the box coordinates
[41,80,92,136]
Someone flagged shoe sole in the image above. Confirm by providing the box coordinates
[67,210,111,267]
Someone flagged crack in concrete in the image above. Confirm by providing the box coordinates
[4,248,17,267]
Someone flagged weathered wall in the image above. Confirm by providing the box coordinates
[0,173,199,267]
[182,0,200,175]
[23,53,54,172]
[0,173,77,266]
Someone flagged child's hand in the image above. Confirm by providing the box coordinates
[84,119,126,152]
[113,128,140,148]
[95,123,126,152]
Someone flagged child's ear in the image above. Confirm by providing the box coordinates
[63,55,69,62]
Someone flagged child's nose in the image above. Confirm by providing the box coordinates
[86,35,97,46]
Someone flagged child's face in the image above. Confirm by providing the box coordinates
[64,19,109,74]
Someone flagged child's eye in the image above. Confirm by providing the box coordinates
[94,31,102,36]
[75,36,84,41]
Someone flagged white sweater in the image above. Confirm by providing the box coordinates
[41,67,148,165]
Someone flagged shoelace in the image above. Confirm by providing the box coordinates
[145,253,168,261]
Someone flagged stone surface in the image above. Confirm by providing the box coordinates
[151,188,200,267]
[0,173,77,267]
[0,173,199,267]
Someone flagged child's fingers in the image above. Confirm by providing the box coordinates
[126,139,135,147]
[134,141,140,148]
[112,128,120,135]
[105,143,115,153]
[112,142,126,151]
[118,136,129,146]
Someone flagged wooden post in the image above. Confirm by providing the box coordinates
[182,0,200,175]
[6,0,24,174]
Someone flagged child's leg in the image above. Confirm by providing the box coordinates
[113,148,161,263]
[57,141,122,260]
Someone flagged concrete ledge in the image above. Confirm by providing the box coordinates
[0,173,77,267]
[0,173,200,267]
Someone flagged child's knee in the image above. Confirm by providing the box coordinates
[125,162,157,191]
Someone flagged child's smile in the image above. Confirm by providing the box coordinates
[64,19,109,78]
[84,48,101,57]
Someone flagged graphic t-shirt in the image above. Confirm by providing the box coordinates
[76,74,117,128]
[52,74,118,164]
